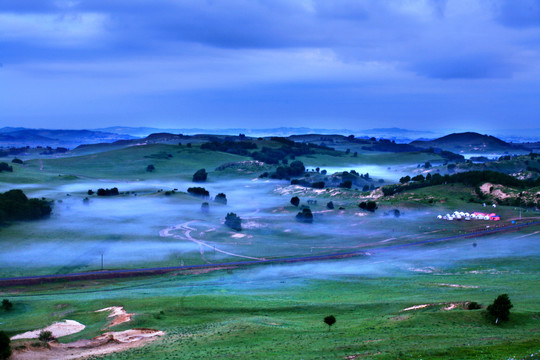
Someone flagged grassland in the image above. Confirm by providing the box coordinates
[1,246,539,359]
[0,142,539,359]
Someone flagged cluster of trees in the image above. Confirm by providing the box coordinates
[187,187,210,199]
[0,189,51,223]
[359,201,377,212]
[39,146,68,155]
[0,147,29,156]
[12,158,23,164]
[252,139,328,165]
[201,140,257,156]
[0,163,13,172]
[385,170,540,197]
[269,160,305,180]
[96,188,119,196]
[193,169,208,182]
[225,212,242,231]
[362,139,419,153]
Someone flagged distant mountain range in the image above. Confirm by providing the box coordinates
[0,126,537,154]
[410,132,527,154]
[0,128,136,148]
[95,126,438,140]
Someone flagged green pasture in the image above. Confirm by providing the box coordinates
[1,251,539,359]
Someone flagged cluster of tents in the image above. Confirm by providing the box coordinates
[437,211,500,221]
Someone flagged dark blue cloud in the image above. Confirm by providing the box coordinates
[411,53,517,79]
[497,0,540,28]
[1,0,539,131]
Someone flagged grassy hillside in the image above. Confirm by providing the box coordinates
[2,245,539,359]
[0,144,251,183]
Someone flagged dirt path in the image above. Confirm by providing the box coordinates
[159,220,266,261]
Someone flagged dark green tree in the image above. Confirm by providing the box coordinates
[487,294,513,323]
[201,202,210,213]
[215,193,227,205]
[290,196,300,207]
[324,315,336,332]
[0,331,11,360]
[193,168,207,182]
[1,299,12,311]
[296,208,313,223]
[225,212,242,231]
[289,161,305,176]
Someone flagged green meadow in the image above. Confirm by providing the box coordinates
[1,143,539,359]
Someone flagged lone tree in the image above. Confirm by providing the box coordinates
[296,207,313,223]
[201,202,210,214]
[326,201,334,210]
[290,196,300,207]
[324,315,336,332]
[146,164,155,172]
[215,193,227,205]
[0,331,11,360]
[193,168,207,182]
[225,212,242,231]
[487,294,513,323]
[1,299,12,311]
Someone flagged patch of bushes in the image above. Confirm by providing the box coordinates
[0,189,52,223]
[187,187,209,199]
[97,188,119,196]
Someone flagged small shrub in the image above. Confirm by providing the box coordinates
[39,330,55,342]
[467,302,482,310]
[1,299,13,311]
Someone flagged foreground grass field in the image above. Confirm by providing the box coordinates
[1,248,539,359]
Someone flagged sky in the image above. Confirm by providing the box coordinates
[1,0,540,133]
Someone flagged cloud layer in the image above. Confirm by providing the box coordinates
[1,0,539,132]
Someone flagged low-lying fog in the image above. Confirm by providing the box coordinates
[305,165,408,182]
[1,175,538,279]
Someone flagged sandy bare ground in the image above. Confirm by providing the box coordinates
[11,320,86,340]
[12,328,164,360]
[95,306,134,328]
[401,304,431,312]
[437,283,479,289]
[12,306,164,360]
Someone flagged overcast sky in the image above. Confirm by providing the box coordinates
[1,0,539,133]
